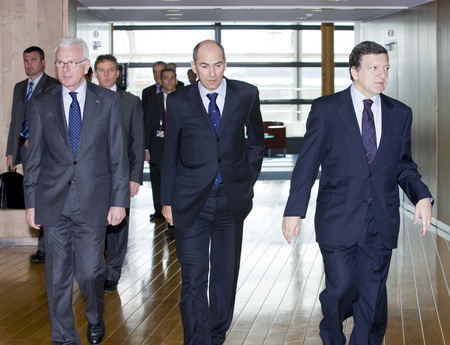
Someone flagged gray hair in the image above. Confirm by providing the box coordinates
[54,36,89,61]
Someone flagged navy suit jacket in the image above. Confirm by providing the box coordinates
[144,92,165,166]
[24,82,130,227]
[6,73,59,166]
[117,89,145,184]
[284,86,432,249]
[161,79,265,228]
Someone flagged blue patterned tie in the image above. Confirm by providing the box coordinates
[207,92,222,185]
[20,81,34,138]
[68,92,82,156]
[361,99,377,164]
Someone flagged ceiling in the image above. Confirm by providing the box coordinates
[78,0,434,24]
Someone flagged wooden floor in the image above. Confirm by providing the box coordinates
[1,157,449,344]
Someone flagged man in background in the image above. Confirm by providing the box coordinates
[24,37,129,345]
[6,46,59,263]
[144,68,178,238]
[141,60,167,111]
[168,62,185,88]
[187,68,197,84]
[95,54,145,292]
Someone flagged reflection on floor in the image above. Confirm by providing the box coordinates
[0,166,449,344]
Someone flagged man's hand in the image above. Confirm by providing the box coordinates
[162,205,173,226]
[107,206,126,226]
[413,197,432,236]
[282,216,301,244]
[24,138,29,149]
[129,181,140,198]
[6,155,15,171]
[145,150,150,163]
[26,208,41,229]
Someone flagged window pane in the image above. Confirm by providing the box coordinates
[222,30,296,62]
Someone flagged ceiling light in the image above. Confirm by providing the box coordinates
[165,13,183,16]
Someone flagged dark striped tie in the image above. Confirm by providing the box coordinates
[207,92,222,185]
[362,99,377,164]
[20,81,34,138]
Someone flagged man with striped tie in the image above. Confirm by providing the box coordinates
[282,41,433,345]
[6,46,58,263]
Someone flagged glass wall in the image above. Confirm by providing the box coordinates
[113,24,354,137]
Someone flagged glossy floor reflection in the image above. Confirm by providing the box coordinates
[0,177,449,344]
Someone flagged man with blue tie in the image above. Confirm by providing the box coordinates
[6,46,59,263]
[161,40,264,345]
[282,41,433,345]
[24,37,129,345]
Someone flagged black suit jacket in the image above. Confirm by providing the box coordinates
[144,92,165,166]
[161,79,265,228]
[117,89,145,184]
[6,73,59,166]
[284,86,432,249]
[141,84,159,114]
[24,82,130,227]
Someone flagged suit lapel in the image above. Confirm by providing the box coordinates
[49,86,72,156]
[77,84,100,155]
[371,94,395,169]
[220,79,239,135]
[336,88,368,164]
[186,83,215,131]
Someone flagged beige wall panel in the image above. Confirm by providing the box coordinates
[356,2,438,224]
[0,0,67,242]
[437,0,450,226]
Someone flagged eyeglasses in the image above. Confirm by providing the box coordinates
[54,59,87,69]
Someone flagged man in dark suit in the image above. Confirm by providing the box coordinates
[168,62,185,88]
[161,40,264,345]
[141,60,167,115]
[144,68,177,237]
[94,54,145,293]
[24,37,129,345]
[6,46,59,263]
[282,41,433,345]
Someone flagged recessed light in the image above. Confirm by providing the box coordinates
[165,13,183,16]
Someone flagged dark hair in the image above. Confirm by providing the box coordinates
[193,40,225,63]
[23,46,45,60]
[349,41,388,81]
[153,61,168,69]
[160,68,176,79]
[94,54,119,70]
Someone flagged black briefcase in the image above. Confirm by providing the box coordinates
[0,171,25,209]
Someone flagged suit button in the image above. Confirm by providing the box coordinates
[218,159,221,163]
[216,138,220,142]
[68,181,71,185]
[369,173,372,178]
[74,161,77,165]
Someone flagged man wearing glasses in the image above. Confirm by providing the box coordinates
[23,37,129,345]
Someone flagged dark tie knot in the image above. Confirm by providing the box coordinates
[207,92,218,103]
[69,91,78,101]
[363,99,373,108]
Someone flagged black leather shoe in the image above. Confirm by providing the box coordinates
[103,280,118,293]
[149,212,164,221]
[165,225,175,240]
[87,321,105,344]
[30,251,45,263]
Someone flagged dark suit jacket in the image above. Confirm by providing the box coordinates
[6,73,59,166]
[24,82,130,227]
[144,92,165,166]
[117,89,145,184]
[141,84,158,114]
[284,86,432,249]
[161,79,265,228]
